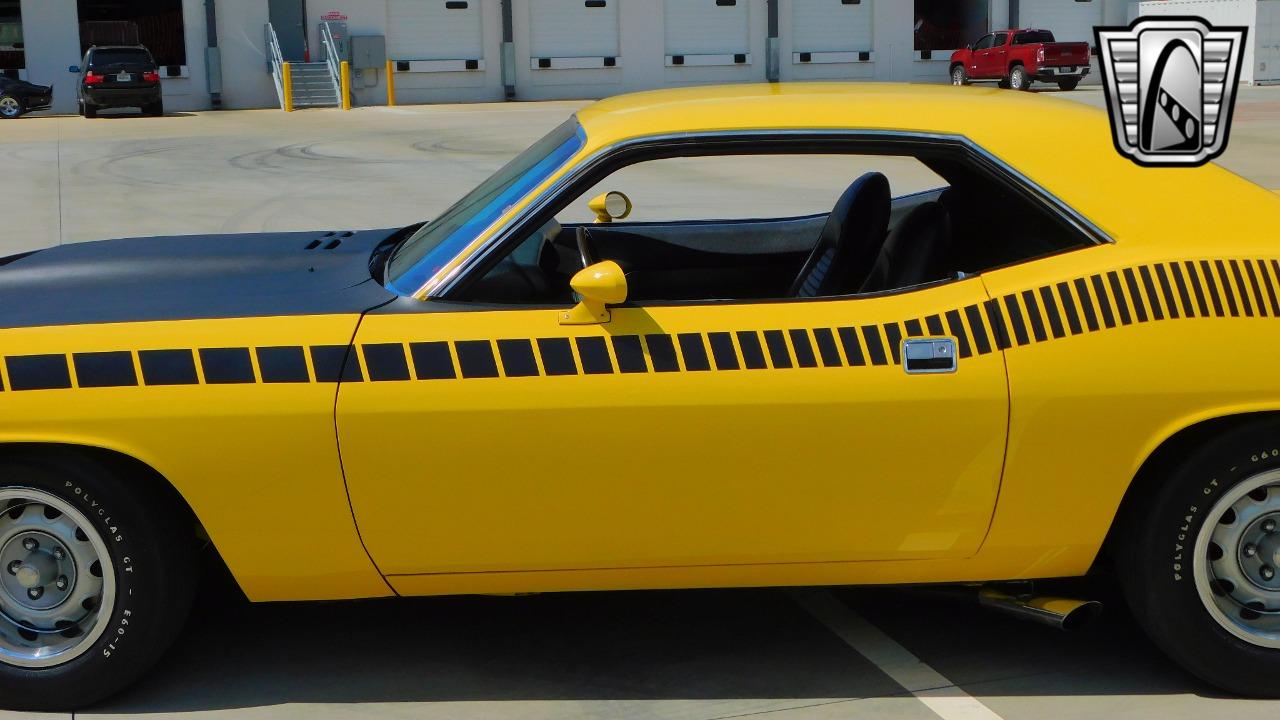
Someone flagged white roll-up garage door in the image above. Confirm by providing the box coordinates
[791,0,874,55]
[1017,0,1103,45]
[1259,0,1280,84]
[665,0,750,58]
[387,0,485,63]
[530,0,620,63]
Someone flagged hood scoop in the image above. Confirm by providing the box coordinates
[304,231,355,251]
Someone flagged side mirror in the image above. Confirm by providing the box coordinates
[68,65,80,73]
[965,44,973,51]
[560,260,627,325]
[588,191,632,223]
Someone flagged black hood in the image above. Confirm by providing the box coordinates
[0,229,400,329]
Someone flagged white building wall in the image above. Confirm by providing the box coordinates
[214,0,277,109]
[1135,0,1259,83]
[18,0,80,114]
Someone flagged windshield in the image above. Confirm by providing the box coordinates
[89,49,154,67]
[386,119,586,295]
[1013,31,1055,45]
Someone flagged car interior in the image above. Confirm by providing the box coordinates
[457,149,1094,306]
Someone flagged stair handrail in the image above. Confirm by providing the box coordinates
[320,22,344,104]
[265,23,286,109]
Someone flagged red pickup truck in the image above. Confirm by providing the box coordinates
[950,29,1091,91]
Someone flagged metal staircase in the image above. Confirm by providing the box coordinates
[287,63,340,108]
[265,22,344,111]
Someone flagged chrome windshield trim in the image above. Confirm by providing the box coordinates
[421,128,1114,299]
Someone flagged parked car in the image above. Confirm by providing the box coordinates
[0,75,52,119]
[1,83,1280,709]
[951,29,1091,91]
[72,45,163,118]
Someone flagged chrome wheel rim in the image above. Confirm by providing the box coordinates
[0,488,115,668]
[952,68,964,85]
[0,97,19,118]
[1194,468,1280,648]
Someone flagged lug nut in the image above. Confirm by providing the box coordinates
[1264,519,1278,534]
[54,576,68,591]
[27,587,42,600]
[21,538,37,552]
[1246,543,1259,557]
[5,561,19,575]
[1263,566,1276,581]
[51,547,64,561]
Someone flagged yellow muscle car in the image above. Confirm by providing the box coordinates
[0,83,1278,709]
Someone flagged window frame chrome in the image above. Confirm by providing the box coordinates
[419,128,1114,300]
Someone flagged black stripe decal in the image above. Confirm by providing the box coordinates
[1154,264,1180,320]
[1123,268,1149,322]
[1139,266,1165,321]
[1190,261,1214,316]
[904,319,924,337]
[925,314,945,336]
[410,341,457,380]
[645,334,680,373]
[812,328,843,367]
[1107,271,1133,325]
[1073,278,1100,332]
[1231,260,1256,317]
[883,323,904,363]
[1021,290,1048,342]
[199,347,254,384]
[362,344,411,382]
[736,331,768,369]
[1056,283,1084,335]
[139,349,198,386]
[257,346,309,383]
[984,300,1011,350]
[537,337,577,376]
[837,327,866,365]
[455,340,499,378]
[1259,259,1280,317]
[1038,287,1066,339]
[497,338,540,377]
[789,329,819,368]
[73,351,137,388]
[861,325,888,365]
[577,336,616,374]
[1214,260,1238,317]
[707,332,740,371]
[964,304,992,355]
[944,309,973,358]
[7,354,72,391]
[1246,260,1270,317]
[764,330,793,369]
[311,345,362,383]
[611,335,649,374]
[1090,275,1117,329]
[1170,262,1196,318]
[677,333,710,372]
[1003,295,1031,346]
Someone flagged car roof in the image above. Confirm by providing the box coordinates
[572,83,1279,251]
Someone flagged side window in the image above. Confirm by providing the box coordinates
[993,33,1008,47]
[974,35,994,51]
[457,146,1094,306]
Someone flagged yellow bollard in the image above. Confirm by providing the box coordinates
[386,60,396,107]
[340,61,352,110]
[281,62,294,112]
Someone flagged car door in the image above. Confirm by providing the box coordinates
[336,278,1009,579]
[987,33,1010,78]
[969,34,994,77]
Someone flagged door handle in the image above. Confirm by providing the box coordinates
[903,338,957,374]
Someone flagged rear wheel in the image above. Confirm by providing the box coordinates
[144,100,163,117]
[82,103,98,119]
[1008,65,1031,91]
[950,65,969,86]
[0,95,22,119]
[1058,78,1081,91]
[1119,418,1280,697]
[0,454,196,711]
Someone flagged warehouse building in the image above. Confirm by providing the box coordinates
[1,0,1272,115]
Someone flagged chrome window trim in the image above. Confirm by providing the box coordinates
[420,128,1114,299]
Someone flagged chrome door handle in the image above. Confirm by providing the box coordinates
[903,338,957,374]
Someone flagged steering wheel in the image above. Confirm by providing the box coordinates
[575,226,598,268]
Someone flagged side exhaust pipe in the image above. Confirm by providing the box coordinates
[977,587,1103,631]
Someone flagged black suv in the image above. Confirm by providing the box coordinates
[0,75,53,119]
[74,45,163,117]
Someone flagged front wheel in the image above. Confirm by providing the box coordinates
[1008,66,1031,91]
[0,454,196,711]
[1119,418,1280,697]
[1058,78,1080,91]
[0,95,22,119]
[950,65,969,86]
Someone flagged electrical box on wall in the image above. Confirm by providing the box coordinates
[351,35,387,71]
